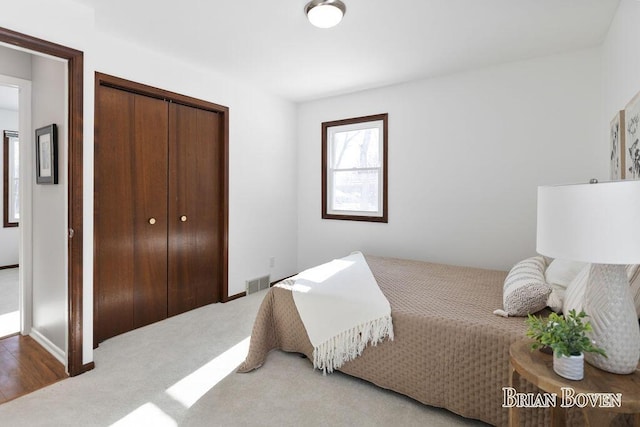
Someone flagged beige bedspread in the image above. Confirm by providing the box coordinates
[237,255,573,426]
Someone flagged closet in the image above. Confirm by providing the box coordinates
[94,73,228,345]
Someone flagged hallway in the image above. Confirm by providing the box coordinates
[0,268,67,403]
[0,334,67,403]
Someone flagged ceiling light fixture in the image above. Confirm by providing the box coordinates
[305,0,346,29]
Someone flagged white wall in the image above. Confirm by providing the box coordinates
[92,33,299,297]
[602,0,640,141]
[0,0,299,365]
[0,40,69,359]
[0,0,621,368]
[297,48,605,272]
[0,45,32,81]
[0,45,31,268]
[1,0,94,367]
[30,55,68,356]
[0,108,19,267]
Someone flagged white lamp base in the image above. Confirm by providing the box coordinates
[583,264,640,374]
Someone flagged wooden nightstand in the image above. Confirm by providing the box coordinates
[509,340,640,426]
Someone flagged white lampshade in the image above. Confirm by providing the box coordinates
[538,180,640,374]
[305,0,346,29]
[537,180,640,265]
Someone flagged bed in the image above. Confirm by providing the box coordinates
[237,255,562,426]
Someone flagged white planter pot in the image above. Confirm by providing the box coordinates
[553,352,584,381]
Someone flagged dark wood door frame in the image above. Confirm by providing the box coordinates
[0,27,90,376]
[94,72,230,303]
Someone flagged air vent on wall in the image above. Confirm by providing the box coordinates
[246,275,271,295]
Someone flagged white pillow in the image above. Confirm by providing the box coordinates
[562,264,590,314]
[494,256,551,317]
[627,265,640,317]
[563,264,640,319]
[545,259,588,287]
[545,259,588,312]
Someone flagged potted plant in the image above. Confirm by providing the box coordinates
[526,309,606,380]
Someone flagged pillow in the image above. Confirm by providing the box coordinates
[546,287,565,313]
[494,256,551,317]
[545,258,588,287]
[563,264,640,319]
[562,264,590,314]
[630,265,640,317]
[545,259,588,312]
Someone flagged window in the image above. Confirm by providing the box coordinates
[322,113,388,222]
[3,130,19,227]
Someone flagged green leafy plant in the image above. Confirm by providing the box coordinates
[526,309,607,358]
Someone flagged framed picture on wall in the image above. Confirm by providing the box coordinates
[610,110,625,180]
[624,90,640,180]
[35,124,58,184]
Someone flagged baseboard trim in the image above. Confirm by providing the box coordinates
[75,361,95,376]
[224,274,297,301]
[0,332,19,340]
[224,291,246,302]
[224,274,298,302]
[30,328,65,366]
[0,264,18,270]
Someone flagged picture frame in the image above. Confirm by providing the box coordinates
[624,90,640,180]
[35,124,58,184]
[610,110,625,180]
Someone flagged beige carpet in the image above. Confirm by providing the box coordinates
[0,289,487,426]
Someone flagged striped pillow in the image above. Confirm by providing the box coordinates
[562,263,590,314]
[565,264,640,318]
[496,256,551,317]
[631,265,640,317]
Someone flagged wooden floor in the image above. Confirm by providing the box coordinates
[0,334,67,404]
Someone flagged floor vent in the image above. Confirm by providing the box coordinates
[246,275,271,295]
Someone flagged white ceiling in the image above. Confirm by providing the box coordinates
[78,0,619,102]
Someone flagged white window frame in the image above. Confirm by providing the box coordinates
[3,130,19,227]
[322,113,388,222]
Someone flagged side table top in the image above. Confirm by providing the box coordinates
[509,340,640,413]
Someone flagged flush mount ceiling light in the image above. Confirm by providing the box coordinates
[305,0,346,29]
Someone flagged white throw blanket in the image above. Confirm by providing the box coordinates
[280,252,394,373]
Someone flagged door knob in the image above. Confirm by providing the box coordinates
[180,215,187,222]
[148,217,156,225]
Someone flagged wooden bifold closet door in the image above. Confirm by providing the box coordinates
[168,103,222,316]
[94,77,225,345]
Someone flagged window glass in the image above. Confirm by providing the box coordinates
[322,114,388,222]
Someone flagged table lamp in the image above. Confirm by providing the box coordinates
[537,180,640,374]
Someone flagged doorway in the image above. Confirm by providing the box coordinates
[0,83,20,338]
[0,56,70,403]
[0,27,88,376]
